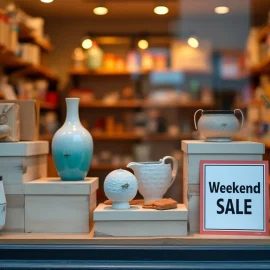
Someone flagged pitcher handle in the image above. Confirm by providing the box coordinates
[161,156,178,189]
[194,109,203,130]
[234,109,244,129]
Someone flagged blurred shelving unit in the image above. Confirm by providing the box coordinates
[18,22,52,52]
[241,23,270,152]
[0,9,59,179]
[0,9,57,81]
[66,33,215,203]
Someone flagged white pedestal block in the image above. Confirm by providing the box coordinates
[0,141,49,191]
[24,177,98,233]
[182,140,264,233]
[94,203,188,237]
[0,141,49,232]
[4,194,25,232]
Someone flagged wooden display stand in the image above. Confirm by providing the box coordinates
[24,177,98,233]
[181,140,265,233]
[94,204,188,237]
[0,141,49,232]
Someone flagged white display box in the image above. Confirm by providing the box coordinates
[0,141,49,232]
[3,194,25,232]
[182,140,264,185]
[187,188,200,233]
[94,204,188,237]
[0,141,49,190]
[24,177,98,234]
[182,140,264,233]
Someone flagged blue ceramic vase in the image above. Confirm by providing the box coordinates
[52,98,93,180]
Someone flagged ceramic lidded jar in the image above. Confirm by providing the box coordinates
[52,98,93,180]
[194,109,244,142]
[104,169,138,210]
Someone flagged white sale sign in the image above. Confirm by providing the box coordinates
[200,160,269,235]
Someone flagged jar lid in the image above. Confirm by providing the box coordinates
[203,110,234,115]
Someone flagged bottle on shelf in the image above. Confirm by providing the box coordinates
[86,41,104,70]
[245,27,260,68]
[266,11,270,56]
[72,47,86,70]
[7,11,18,54]
[126,49,140,72]
[0,12,9,49]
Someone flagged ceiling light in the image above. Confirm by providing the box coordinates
[93,6,108,15]
[188,37,199,48]
[154,5,169,15]
[40,0,54,3]
[138,39,149,50]
[215,6,229,14]
[82,38,93,49]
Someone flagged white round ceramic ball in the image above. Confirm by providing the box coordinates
[104,169,138,210]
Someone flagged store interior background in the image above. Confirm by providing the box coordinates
[0,0,270,203]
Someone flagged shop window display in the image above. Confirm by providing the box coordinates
[0,0,270,267]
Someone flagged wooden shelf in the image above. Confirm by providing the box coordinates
[150,68,212,76]
[235,136,270,148]
[40,132,192,143]
[92,132,142,140]
[0,45,57,80]
[258,25,270,43]
[80,100,214,109]
[69,68,146,76]
[247,138,270,149]
[18,22,52,52]
[0,49,28,69]
[91,164,127,171]
[80,100,143,109]
[40,101,57,110]
[144,133,192,141]
[143,100,214,109]
[250,56,270,74]
[39,134,53,141]
[69,68,211,77]
[12,65,58,81]
[234,100,265,109]
[18,22,33,39]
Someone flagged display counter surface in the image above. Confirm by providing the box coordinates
[1,232,270,269]
[1,230,270,245]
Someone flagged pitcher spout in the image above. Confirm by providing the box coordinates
[127,162,140,172]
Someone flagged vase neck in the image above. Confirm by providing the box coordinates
[65,98,80,124]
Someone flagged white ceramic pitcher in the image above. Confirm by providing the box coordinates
[127,156,178,202]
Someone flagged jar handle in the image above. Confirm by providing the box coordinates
[161,156,178,189]
[234,109,244,129]
[194,109,203,130]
